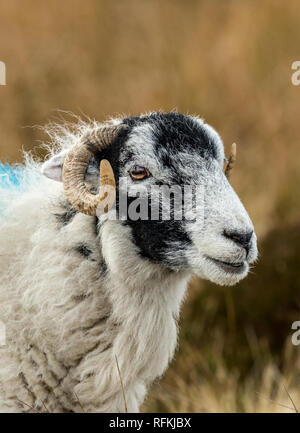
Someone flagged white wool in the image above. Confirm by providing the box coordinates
[0,120,189,412]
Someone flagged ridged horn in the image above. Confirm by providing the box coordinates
[225,142,237,179]
[62,124,124,216]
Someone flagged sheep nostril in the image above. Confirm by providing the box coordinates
[223,230,253,253]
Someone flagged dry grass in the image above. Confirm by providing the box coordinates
[145,329,300,413]
[0,0,299,413]
[115,355,128,413]
[143,338,300,413]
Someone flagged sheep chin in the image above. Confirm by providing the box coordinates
[192,257,250,287]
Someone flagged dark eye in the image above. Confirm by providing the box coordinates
[129,166,151,181]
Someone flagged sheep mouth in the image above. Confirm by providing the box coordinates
[206,256,246,273]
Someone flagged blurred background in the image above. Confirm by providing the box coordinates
[0,0,299,412]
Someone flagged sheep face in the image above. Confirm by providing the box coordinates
[98,112,258,286]
[43,112,258,286]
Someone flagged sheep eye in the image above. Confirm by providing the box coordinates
[129,166,150,180]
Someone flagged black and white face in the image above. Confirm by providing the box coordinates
[43,112,258,286]
[99,112,258,286]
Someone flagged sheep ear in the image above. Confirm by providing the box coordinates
[41,150,68,182]
[42,151,100,185]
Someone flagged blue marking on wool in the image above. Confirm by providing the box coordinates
[0,163,23,189]
[0,163,27,215]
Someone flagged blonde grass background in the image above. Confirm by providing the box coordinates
[0,0,299,412]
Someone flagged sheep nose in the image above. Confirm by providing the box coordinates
[224,230,253,254]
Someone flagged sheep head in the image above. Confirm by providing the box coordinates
[42,112,257,287]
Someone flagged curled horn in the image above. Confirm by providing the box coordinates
[225,142,237,179]
[62,124,125,216]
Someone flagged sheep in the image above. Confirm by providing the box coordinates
[0,112,258,413]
